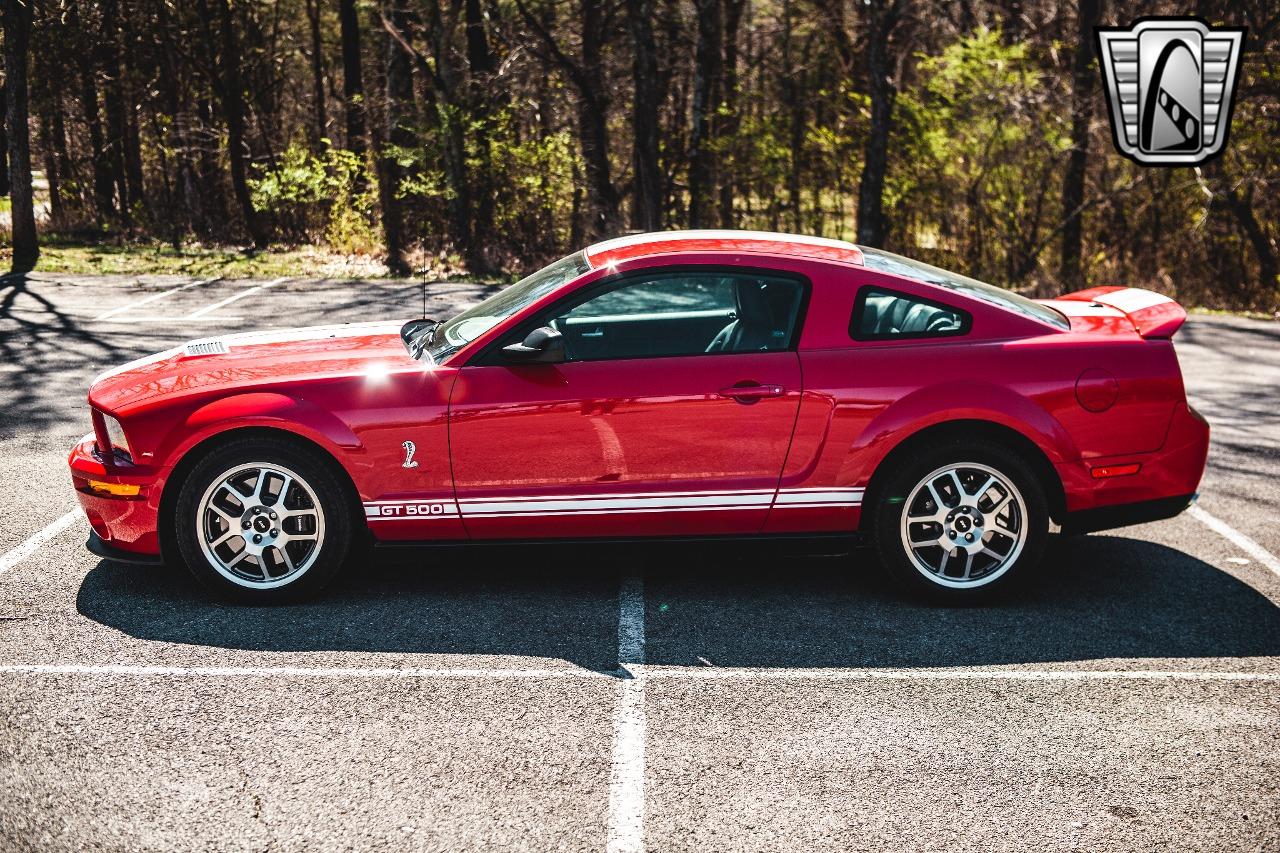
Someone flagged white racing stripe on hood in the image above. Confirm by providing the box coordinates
[91,320,407,385]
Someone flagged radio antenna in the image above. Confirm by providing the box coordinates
[420,231,428,319]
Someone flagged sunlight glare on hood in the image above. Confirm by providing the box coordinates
[363,361,392,385]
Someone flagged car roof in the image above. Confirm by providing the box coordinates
[585,230,866,268]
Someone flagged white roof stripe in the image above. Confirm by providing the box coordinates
[585,230,860,262]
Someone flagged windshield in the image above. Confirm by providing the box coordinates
[860,247,1069,330]
[426,251,591,362]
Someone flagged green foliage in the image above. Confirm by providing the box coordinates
[889,28,1059,287]
[249,142,380,253]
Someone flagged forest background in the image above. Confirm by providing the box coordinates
[1,0,1276,313]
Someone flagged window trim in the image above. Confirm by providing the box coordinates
[848,285,972,343]
[470,265,812,366]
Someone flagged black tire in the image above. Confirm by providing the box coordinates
[868,439,1049,603]
[173,436,353,603]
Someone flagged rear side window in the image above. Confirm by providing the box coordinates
[860,246,1070,330]
[850,287,970,341]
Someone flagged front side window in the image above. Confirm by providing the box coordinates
[426,251,591,361]
[511,270,805,362]
[851,287,969,340]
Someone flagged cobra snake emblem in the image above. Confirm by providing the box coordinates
[402,440,420,469]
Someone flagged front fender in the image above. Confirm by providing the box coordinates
[155,392,363,470]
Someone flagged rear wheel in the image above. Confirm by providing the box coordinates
[870,441,1048,602]
[174,437,352,603]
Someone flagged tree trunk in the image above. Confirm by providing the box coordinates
[855,0,906,248]
[515,0,621,240]
[213,0,270,248]
[3,0,38,271]
[377,1,415,276]
[717,0,745,227]
[68,2,115,221]
[687,0,722,228]
[118,8,145,209]
[464,0,496,267]
[39,107,61,223]
[99,0,132,223]
[1222,184,1279,297]
[627,0,661,231]
[781,0,803,233]
[49,95,73,218]
[339,0,368,161]
[576,0,621,239]
[0,81,9,198]
[123,71,146,208]
[1058,0,1099,288]
[426,0,473,262]
[306,0,329,148]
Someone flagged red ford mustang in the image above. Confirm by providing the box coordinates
[70,231,1209,602]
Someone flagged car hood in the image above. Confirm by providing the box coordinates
[90,321,419,413]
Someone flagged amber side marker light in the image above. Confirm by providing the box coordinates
[1091,463,1141,479]
[85,480,141,497]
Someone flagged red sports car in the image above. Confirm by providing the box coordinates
[70,231,1209,602]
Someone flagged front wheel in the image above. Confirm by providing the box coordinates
[174,437,353,603]
[869,441,1049,602]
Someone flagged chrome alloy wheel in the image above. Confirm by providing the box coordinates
[196,462,326,589]
[898,462,1028,589]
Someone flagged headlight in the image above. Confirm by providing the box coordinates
[101,413,133,459]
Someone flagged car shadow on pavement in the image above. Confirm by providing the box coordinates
[75,534,1280,672]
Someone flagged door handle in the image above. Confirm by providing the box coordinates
[717,383,785,402]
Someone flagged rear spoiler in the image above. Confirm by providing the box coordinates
[1057,286,1187,338]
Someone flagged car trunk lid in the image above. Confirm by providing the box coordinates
[1044,286,1187,339]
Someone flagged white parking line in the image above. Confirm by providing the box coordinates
[184,277,288,320]
[112,315,246,324]
[0,664,608,679]
[606,575,647,853]
[645,668,1280,682]
[93,277,220,321]
[0,509,80,578]
[1188,504,1280,578]
[0,663,1274,682]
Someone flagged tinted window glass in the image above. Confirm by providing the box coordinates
[428,251,590,361]
[860,247,1070,330]
[532,271,805,362]
[570,276,735,318]
[851,287,968,340]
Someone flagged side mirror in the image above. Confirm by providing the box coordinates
[501,326,566,364]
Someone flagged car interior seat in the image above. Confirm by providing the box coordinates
[706,280,787,352]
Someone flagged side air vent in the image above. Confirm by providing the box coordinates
[184,340,230,357]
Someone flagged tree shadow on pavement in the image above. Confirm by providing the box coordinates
[0,273,134,437]
[75,533,1280,672]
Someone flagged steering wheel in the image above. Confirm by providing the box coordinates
[549,316,577,360]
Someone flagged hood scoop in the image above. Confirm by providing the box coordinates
[183,339,230,357]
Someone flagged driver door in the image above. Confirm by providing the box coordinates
[447,268,807,539]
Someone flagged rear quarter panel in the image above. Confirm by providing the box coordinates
[776,265,1187,529]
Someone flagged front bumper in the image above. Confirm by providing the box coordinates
[1055,402,1210,533]
[68,434,166,559]
[86,530,165,565]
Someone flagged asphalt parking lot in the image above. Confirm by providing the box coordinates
[1,272,1278,851]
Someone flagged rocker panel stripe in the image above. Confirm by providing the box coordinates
[363,486,864,520]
